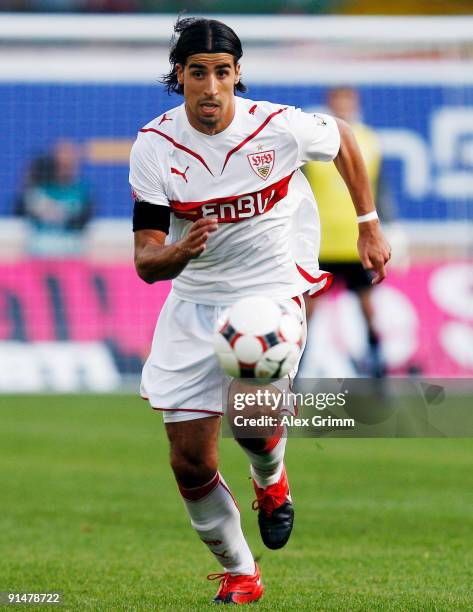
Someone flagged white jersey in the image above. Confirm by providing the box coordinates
[129,96,340,305]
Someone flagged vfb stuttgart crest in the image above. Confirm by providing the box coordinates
[247,150,275,181]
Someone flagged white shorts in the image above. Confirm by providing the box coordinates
[141,291,307,423]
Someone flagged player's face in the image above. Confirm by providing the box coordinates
[177,53,241,135]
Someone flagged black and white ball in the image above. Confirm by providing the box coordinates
[214,296,303,379]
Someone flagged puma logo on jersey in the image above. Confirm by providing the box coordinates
[171,166,190,182]
[159,113,173,125]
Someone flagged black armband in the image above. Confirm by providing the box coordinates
[133,201,170,233]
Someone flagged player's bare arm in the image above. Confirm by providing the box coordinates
[333,117,391,284]
[134,218,218,283]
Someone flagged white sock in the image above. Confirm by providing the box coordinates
[241,432,287,489]
[179,472,255,575]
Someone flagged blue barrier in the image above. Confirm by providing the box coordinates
[2,83,472,220]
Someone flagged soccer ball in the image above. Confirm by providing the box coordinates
[214,296,303,379]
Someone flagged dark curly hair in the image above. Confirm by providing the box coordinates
[161,17,248,96]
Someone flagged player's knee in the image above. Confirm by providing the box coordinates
[235,437,267,453]
[170,452,217,488]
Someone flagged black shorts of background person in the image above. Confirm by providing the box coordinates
[319,260,386,378]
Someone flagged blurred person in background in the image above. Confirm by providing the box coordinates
[15,140,93,257]
[303,87,399,378]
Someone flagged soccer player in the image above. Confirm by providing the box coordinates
[130,18,391,605]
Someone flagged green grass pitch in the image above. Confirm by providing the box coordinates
[1,395,472,611]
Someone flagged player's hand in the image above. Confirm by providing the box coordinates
[357,221,391,285]
[177,217,218,259]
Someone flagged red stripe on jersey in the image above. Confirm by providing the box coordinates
[296,264,332,285]
[170,172,294,223]
[296,265,334,298]
[309,273,334,298]
[220,107,287,174]
[140,128,214,176]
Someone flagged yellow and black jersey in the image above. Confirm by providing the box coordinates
[304,122,382,262]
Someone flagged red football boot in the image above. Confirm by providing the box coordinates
[252,465,294,550]
[208,563,264,605]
